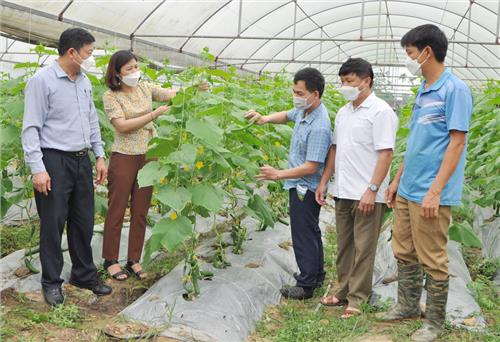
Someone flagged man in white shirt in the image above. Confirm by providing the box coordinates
[315,58,398,318]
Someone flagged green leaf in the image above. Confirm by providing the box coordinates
[95,54,112,68]
[171,88,195,107]
[448,221,482,248]
[155,216,193,252]
[157,115,180,124]
[230,155,260,177]
[96,108,114,131]
[137,161,163,188]
[231,99,250,110]
[196,103,224,116]
[5,188,26,207]
[167,144,197,165]
[156,186,191,212]
[1,196,12,219]
[0,77,25,95]
[2,97,24,117]
[233,179,253,194]
[212,152,232,169]
[0,126,18,147]
[247,194,275,228]
[186,117,223,146]
[94,193,108,218]
[86,73,100,85]
[14,62,39,69]
[241,205,259,222]
[145,68,158,81]
[156,125,176,137]
[190,184,224,212]
[146,137,175,158]
[143,230,163,265]
[0,178,13,194]
[272,124,294,140]
[31,44,57,56]
[201,47,215,62]
[206,69,233,81]
[474,164,487,176]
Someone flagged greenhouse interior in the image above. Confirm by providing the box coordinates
[0,0,499,341]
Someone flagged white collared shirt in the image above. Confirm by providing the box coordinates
[332,92,399,203]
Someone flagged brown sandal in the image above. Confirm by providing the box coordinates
[320,295,348,307]
[340,307,362,319]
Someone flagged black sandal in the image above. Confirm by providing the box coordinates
[125,260,147,279]
[103,259,128,281]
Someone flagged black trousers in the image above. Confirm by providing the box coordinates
[35,149,98,289]
[289,188,325,288]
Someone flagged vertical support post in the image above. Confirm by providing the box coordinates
[319,27,323,72]
[496,0,500,44]
[465,0,473,67]
[292,0,298,60]
[383,14,389,79]
[376,0,382,63]
[360,0,365,40]
[237,0,243,36]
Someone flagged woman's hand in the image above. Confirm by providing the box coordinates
[152,105,170,119]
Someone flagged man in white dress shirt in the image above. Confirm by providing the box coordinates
[315,58,398,318]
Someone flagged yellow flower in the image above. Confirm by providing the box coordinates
[235,171,241,178]
[182,132,188,141]
[197,146,204,156]
[195,161,204,170]
[263,154,269,161]
[182,165,190,172]
[170,211,178,220]
[160,178,167,185]
[274,141,281,147]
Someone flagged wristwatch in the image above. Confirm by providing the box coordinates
[368,183,379,192]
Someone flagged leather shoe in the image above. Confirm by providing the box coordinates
[42,286,64,306]
[280,285,314,300]
[70,279,112,296]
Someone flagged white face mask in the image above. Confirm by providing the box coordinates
[79,55,96,72]
[121,71,141,87]
[293,93,313,111]
[405,49,428,76]
[338,85,361,101]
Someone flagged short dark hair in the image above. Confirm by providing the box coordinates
[105,50,137,91]
[294,68,325,98]
[400,24,448,62]
[58,28,95,56]
[338,58,374,87]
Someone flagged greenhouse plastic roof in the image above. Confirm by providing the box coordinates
[1,0,499,90]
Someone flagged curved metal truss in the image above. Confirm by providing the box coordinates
[1,0,498,92]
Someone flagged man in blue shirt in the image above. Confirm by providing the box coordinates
[378,25,473,342]
[22,28,112,306]
[245,68,331,299]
